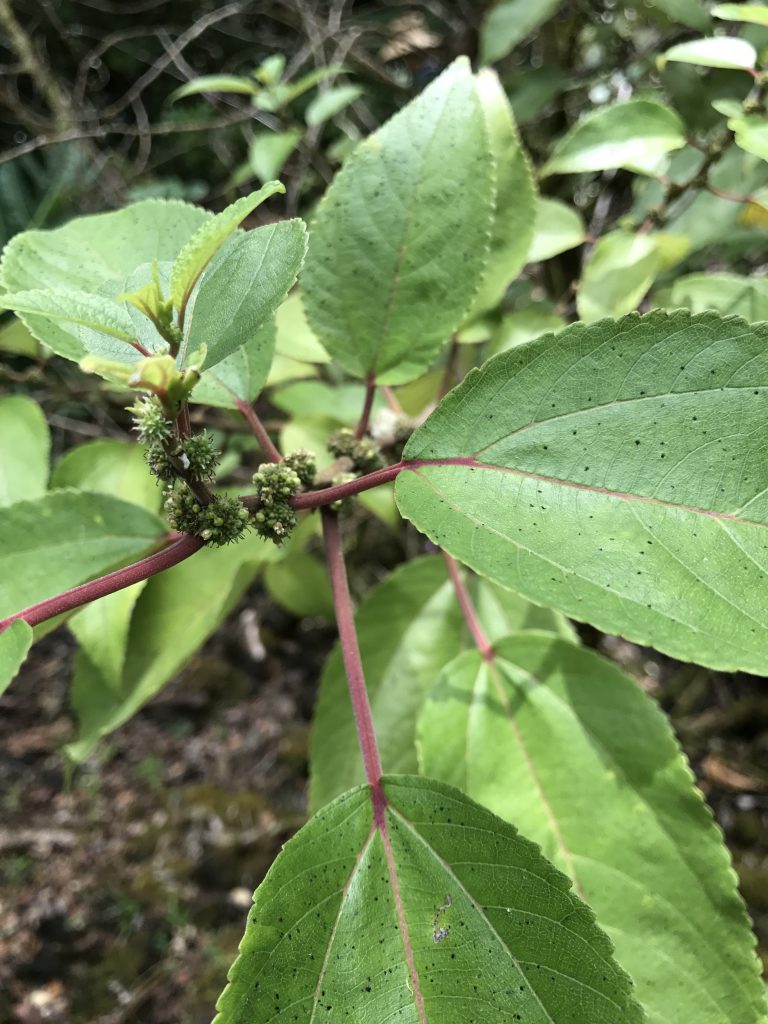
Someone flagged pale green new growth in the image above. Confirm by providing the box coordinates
[0,288,138,351]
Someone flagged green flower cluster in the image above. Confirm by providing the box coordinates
[327,427,383,473]
[282,448,316,488]
[145,431,221,484]
[164,485,250,545]
[251,462,300,543]
[129,395,171,444]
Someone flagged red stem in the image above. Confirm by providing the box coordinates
[0,533,204,632]
[235,398,282,463]
[707,184,756,205]
[382,386,402,413]
[293,461,404,509]
[355,373,376,440]
[442,550,494,661]
[321,508,383,787]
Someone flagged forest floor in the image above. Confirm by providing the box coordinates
[1,586,767,1024]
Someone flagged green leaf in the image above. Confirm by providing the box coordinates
[632,143,768,254]
[264,551,334,618]
[271,379,383,425]
[247,131,302,183]
[713,3,768,25]
[0,395,49,506]
[464,69,536,320]
[542,99,686,176]
[0,620,32,696]
[490,306,566,354]
[0,490,164,620]
[577,230,663,321]
[170,182,286,318]
[66,532,277,762]
[280,416,336,470]
[527,197,586,262]
[192,315,276,409]
[0,199,209,364]
[661,36,757,70]
[185,219,307,370]
[657,271,768,320]
[168,75,259,102]
[52,441,161,691]
[480,0,563,64]
[310,555,575,812]
[282,64,345,105]
[216,776,643,1024]
[301,58,495,384]
[266,352,318,386]
[418,634,766,1024]
[0,288,142,361]
[275,291,329,362]
[395,309,768,674]
[51,439,160,513]
[0,316,38,357]
[305,84,363,126]
[729,113,768,161]
[648,0,712,29]
[0,199,210,294]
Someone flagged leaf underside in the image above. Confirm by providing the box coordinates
[418,634,766,1024]
[396,310,768,673]
[215,776,642,1024]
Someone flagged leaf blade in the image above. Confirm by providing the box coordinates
[0,490,165,620]
[185,219,307,370]
[216,776,643,1024]
[301,57,495,384]
[542,99,686,176]
[396,310,768,673]
[0,395,50,506]
[170,182,285,318]
[418,634,766,1024]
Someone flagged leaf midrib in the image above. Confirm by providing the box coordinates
[402,458,768,530]
[402,467,764,658]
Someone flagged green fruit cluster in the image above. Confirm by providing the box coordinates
[164,485,250,545]
[251,461,303,544]
[327,428,383,473]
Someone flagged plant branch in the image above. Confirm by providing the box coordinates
[0,533,204,633]
[260,460,405,511]
[355,373,376,439]
[235,399,282,463]
[442,551,494,661]
[321,509,382,786]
